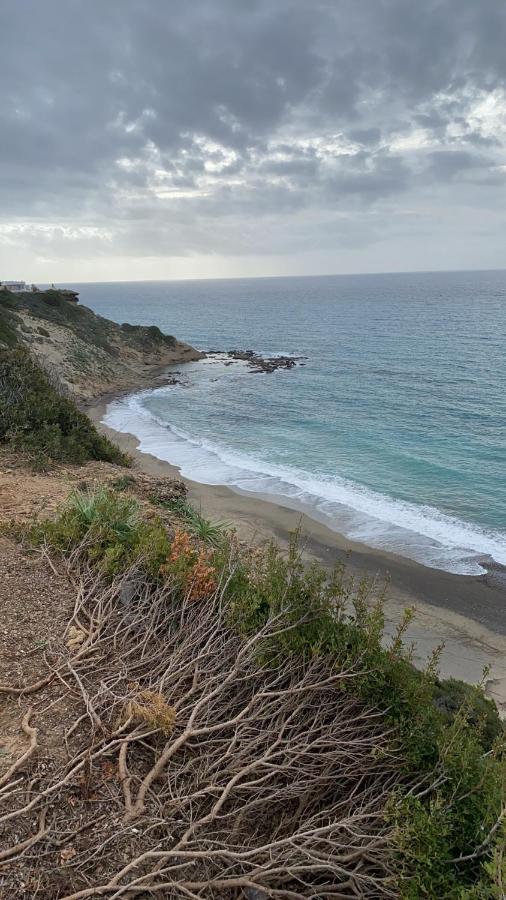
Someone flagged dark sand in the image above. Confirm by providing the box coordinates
[88,398,506,715]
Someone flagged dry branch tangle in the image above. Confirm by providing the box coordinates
[0,560,402,898]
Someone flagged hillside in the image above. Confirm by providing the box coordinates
[0,288,203,401]
[0,462,503,898]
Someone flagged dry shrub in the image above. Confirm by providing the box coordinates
[162,528,217,601]
[126,684,177,736]
[167,527,193,563]
[0,565,401,898]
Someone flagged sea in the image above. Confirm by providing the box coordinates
[73,270,506,576]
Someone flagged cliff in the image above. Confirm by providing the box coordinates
[0,288,203,401]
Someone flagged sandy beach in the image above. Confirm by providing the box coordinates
[88,397,506,715]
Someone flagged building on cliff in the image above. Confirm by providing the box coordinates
[0,282,79,301]
[0,281,31,293]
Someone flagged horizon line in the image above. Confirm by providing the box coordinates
[35,265,506,286]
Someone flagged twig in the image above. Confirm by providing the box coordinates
[0,707,38,788]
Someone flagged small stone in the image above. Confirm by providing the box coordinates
[120,581,137,607]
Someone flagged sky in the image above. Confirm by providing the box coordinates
[1,0,506,283]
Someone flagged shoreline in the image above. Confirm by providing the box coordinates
[87,394,506,714]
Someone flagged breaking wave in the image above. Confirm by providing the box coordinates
[103,393,506,576]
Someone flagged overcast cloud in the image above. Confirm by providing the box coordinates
[1,0,505,281]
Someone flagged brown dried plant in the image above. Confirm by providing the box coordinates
[161,528,217,601]
[0,551,402,898]
[126,685,176,736]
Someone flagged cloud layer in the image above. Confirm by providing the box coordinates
[1,0,505,279]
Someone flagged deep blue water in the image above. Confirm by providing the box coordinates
[73,271,506,574]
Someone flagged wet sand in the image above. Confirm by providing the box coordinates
[88,398,506,714]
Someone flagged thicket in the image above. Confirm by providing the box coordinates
[0,347,129,468]
[0,293,21,347]
[27,486,505,898]
[226,540,505,898]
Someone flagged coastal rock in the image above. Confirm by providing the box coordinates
[207,349,307,373]
[153,372,189,387]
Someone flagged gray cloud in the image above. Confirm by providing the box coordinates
[1,0,505,278]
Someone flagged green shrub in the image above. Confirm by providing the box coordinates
[34,487,170,576]
[109,474,137,492]
[0,300,20,347]
[156,496,230,547]
[0,347,129,467]
[224,535,505,898]
[433,676,503,748]
[121,321,176,348]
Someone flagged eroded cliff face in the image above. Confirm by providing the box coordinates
[0,290,203,400]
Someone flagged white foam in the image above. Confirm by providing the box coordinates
[104,394,506,576]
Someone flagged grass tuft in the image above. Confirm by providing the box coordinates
[156,496,230,547]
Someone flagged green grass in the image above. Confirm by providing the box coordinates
[155,496,230,547]
[0,347,129,468]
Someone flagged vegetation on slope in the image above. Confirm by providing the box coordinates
[0,287,199,401]
[0,347,128,468]
[0,290,23,347]
[12,486,502,899]
[0,288,177,355]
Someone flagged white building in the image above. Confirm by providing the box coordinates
[0,281,29,292]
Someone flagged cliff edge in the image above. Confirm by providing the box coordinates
[0,288,203,401]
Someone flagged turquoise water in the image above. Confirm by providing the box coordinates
[77,271,506,575]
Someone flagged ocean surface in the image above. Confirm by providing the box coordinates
[75,271,506,576]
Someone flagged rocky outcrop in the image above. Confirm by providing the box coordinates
[0,289,203,401]
[106,472,187,505]
[208,349,307,373]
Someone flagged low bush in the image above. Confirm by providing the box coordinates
[156,496,230,547]
[0,347,129,468]
[160,527,218,600]
[121,321,177,348]
[31,490,504,898]
[109,473,137,492]
[33,487,170,575]
[0,299,20,347]
[226,536,504,899]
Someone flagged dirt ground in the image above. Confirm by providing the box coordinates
[0,535,74,767]
[0,455,184,897]
[0,452,125,525]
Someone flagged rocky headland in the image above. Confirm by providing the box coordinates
[0,288,203,402]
